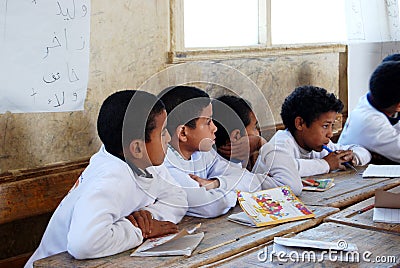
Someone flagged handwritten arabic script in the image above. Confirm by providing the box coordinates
[0,0,90,113]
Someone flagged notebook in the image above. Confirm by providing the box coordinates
[362,164,400,178]
[131,223,204,257]
[373,189,400,223]
[230,186,315,227]
[272,237,358,262]
[302,178,335,191]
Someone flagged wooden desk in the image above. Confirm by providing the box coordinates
[212,222,400,268]
[299,166,400,208]
[325,185,400,234]
[34,206,338,268]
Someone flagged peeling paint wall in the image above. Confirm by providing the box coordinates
[0,1,344,172]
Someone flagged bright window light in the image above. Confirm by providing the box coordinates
[271,0,347,44]
[184,0,259,48]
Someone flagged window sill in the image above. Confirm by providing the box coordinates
[168,43,347,64]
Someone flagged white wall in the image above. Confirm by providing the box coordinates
[345,0,400,111]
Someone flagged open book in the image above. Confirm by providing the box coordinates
[302,178,335,192]
[362,164,400,178]
[272,237,358,262]
[373,189,400,223]
[131,223,204,257]
[229,186,315,227]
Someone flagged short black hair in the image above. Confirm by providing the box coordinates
[281,86,343,134]
[158,86,211,134]
[97,90,165,156]
[212,95,253,147]
[382,53,400,62]
[369,61,400,109]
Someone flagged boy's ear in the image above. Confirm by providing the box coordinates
[294,116,305,131]
[176,125,188,142]
[395,102,400,112]
[229,129,242,142]
[129,139,145,159]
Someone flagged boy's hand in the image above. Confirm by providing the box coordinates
[146,220,178,239]
[323,150,354,171]
[130,210,153,238]
[189,174,220,190]
[218,135,265,161]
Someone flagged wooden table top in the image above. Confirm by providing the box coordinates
[213,222,400,268]
[325,185,400,234]
[299,166,400,208]
[34,206,338,268]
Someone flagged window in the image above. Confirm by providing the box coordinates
[172,0,347,50]
[184,0,260,48]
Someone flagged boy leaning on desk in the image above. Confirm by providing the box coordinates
[253,85,371,179]
[25,90,188,268]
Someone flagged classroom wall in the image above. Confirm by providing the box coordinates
[0,1,344,173]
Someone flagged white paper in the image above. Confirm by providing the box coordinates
[274,237,358,252]
[227,212,256,227]
[362,164,400,178]
[0,0,90,113]
[373,207,400,223]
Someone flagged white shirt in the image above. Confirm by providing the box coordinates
[261,130,371,178]
[25,146,187,268]
[164,145,303,218]
[339,94,400,163]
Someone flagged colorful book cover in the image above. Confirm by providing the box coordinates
[236,186,315,227]
[302,178,335,192]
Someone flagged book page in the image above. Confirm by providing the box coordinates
[362,164,400,178]
[131,223,201,255]
[373,208,400,223]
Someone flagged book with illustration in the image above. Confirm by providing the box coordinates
[229,186,315,227]
[302,178,335,192]
[131,223,204,257]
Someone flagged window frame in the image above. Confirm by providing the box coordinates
[168,0,346,63]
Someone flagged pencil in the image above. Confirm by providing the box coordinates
[358,204,374,214]
[302,179,315,186]
[198,237,240,254]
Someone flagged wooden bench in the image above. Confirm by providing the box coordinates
[33,206,339,268]
[0,159,88,268]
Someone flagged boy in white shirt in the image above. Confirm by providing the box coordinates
[256,86,371,178]
[25,90,187,267]
[158,86,302,218]
[339,58,400,164]
[212,95,266,171]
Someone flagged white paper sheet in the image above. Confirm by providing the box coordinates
[0,0,90,113]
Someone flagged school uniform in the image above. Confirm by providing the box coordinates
[339,93,400,163]
[163,144,302,218]
[261,130,371,178]
[25,145,187,268]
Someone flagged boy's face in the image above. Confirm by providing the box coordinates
[145,110,171,166]
[185,103,217,152]
[245,111,260,137]
[296,111,336,152]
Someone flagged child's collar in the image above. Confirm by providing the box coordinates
[168,143,191,161]
[367,93,400,125]
[127,161,153,178]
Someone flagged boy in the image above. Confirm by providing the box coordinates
[254,86,371,178]
[25,90,187,267]
[339,60,400,163]
[212,95,266,171]
[159,86,302,218]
